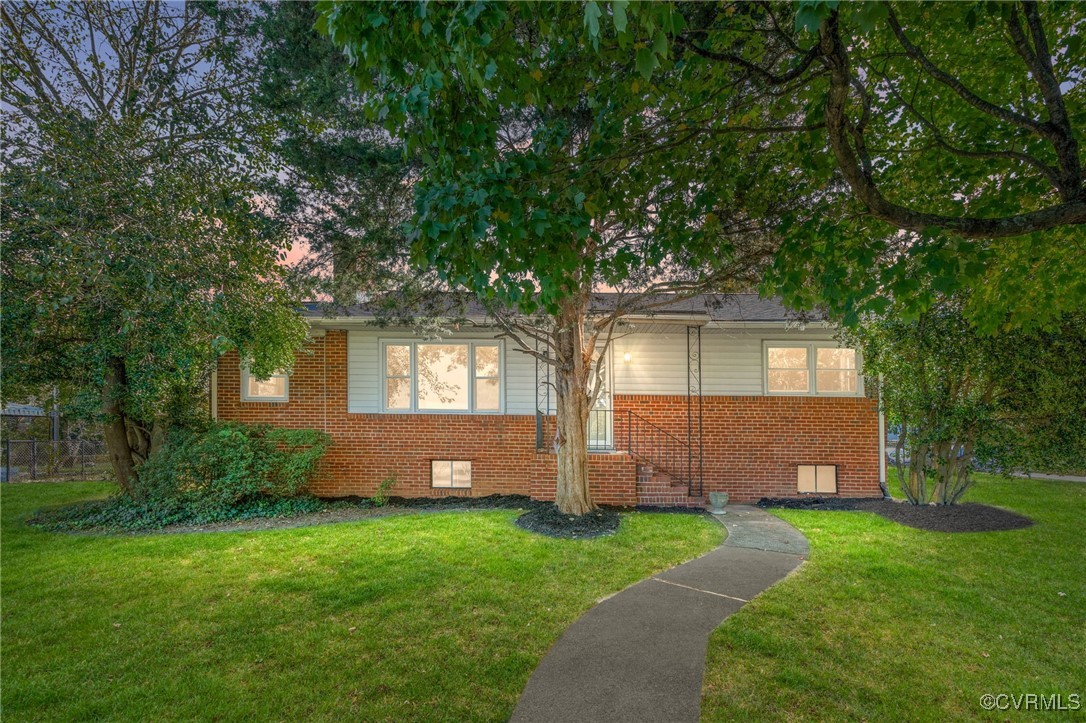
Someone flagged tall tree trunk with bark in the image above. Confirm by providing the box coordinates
[551,297,597,516]
[101,356,138,494]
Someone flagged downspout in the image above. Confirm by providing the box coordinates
[210,371,218,421]
[877,374,889,498]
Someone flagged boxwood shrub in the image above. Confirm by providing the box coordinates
[136,423,330,513]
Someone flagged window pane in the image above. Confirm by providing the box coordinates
[816,370,858,393]
[768,347,807,369]
[817,348,856,370]
[475,345,499,377]
[248,376,286,398]
[386,345,411,377]
[768,369,809,393]
[452,461,472,488]
[386,377,411,409]
[432,460,452,487]
[475,378,500,410]
[417,344,469,410]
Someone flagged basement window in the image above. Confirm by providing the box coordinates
[432,460,472,489]
[241,367,289,402]
[797,465,837,494]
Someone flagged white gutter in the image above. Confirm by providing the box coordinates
[306,316,831,330]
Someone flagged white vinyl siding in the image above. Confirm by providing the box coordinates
[347,332,380,413]
[345,326,851,410]
[613,328,839,396]
[613,333,689,395]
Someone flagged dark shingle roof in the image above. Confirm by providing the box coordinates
[303,293,819,323]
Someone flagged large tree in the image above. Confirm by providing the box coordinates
[659,1,1085,329]
[1,2,307,492]
[322,1,1083,331]
[321,1,787,514]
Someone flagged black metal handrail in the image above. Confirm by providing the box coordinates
[625,410,693,491]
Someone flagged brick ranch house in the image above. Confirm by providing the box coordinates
[213,294,886,507]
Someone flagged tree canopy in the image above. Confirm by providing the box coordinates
[1,2,307,491]
[253,0,415,305]
[323,0,1084,330]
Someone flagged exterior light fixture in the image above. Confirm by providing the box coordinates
[623,352,632,364]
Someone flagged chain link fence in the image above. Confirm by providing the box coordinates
[1,440,110,482]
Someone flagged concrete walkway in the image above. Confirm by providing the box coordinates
[511,506,808,723]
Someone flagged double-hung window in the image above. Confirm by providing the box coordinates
[382,341,502,413]
[765,343,860,395]
[241,367,289,402]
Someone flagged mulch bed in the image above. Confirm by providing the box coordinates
[757,497,1033,533]
[515,504,621,539]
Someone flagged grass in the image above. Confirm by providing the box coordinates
[702,473,1086,721]
[1,481,723,721]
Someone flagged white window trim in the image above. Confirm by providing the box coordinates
[240,366,290,402]
[763,341,863,397]
[380,339,505,414]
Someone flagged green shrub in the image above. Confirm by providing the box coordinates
[135,422,330,516]
[373,476,397,507]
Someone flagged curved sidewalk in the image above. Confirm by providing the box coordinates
[511,506,808,723]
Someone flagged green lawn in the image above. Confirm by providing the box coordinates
[702,473,1086,721]
[1,482,722,721]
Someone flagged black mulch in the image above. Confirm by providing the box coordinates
[515,504,621,539]
[758,497,1033,533]
[380,493,535,509]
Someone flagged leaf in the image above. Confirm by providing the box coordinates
[484,60,497,81]
[584,1,602,41]
[794,1,830,33]
[635,47,658,81]
[652,30,667,57]
[612,0,629,33]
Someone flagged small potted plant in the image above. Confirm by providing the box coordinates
[708,491,729,514]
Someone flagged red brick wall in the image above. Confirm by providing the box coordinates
[613,394,881,501]
[216,331,881,504]
[216,331,637,503]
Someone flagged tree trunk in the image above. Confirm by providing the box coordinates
[101,356,138,495]
[551,298,597,516]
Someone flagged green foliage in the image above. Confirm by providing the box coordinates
[133,423,330,520]
[31,493,335,533]
[320,0,1085,331]
[1,2,309,489]
[372,476,398,507]
[318,1,783,317]
[253,1,415,306]
[846,299,1086,504]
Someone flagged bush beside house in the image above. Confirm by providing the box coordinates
[33,423,330,531]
